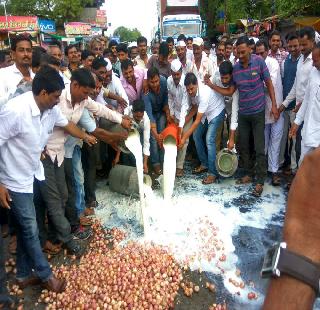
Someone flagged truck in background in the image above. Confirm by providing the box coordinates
[158,0,204,42]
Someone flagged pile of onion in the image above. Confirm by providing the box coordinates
[40,221,183,310]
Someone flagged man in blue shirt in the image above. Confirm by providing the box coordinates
[210,36,279,197]
[142,67,170,174]
[279,33,301,173]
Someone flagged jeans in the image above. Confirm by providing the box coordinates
[150,113,166,166]
[82,142,97,206]
[8,191,52,281]
[238,110,266,184]
[193,110,225,176]
[34,157,72,244]
[0,224,7,297]
[72,146,85,215]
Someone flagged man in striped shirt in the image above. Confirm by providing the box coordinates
[210,36,279,197]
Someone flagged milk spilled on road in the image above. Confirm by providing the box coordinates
[162,136,177,200]
[124,129,146,228]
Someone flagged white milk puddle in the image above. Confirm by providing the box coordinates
[97,131,287,307]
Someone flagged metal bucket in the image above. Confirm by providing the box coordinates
[216,148,238,177]
[109,165,152,197]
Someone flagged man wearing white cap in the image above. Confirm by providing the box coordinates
[176,40,193,75]
[167,59,197,177]
[190,37,214,84]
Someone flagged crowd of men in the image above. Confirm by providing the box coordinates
[0,24,319,306]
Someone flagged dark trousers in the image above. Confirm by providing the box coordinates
[8,191,52,281]
[82,142,97,205]
[238,111,266,184]
[64,158,80,228]
[0,224,8,298]
[34,157,72,244]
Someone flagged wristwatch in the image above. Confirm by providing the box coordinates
[261,242,320,295]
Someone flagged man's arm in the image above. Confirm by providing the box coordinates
[207,82,236,97]
[228,90,239,150]
[265,78,279,120]
[279,77,297,112]
[263,148,320,310]
[178,112,203,148]
[63,121,97,146]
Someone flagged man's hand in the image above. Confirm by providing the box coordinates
[293,102,302,113]
[84,134,97,146]
[155,133,163,147]
[0,184,11,209]
[167,115,175,124]
[227,137,235,151]
[143,80,149,95]
[117,97,128,109]
[121,117,132,130]
[143,163,149,174]
[178,137,186,149]
[112,154,120,167]
[204,74,213,87]
[271,105,280,120]
[289,123,299,139]
[279,104,285,113]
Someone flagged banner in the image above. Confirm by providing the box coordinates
[0,16,38,31]
[96,10,107,27]
[64,22,91,36]
[167,0,198,6]
[38,19,56,33]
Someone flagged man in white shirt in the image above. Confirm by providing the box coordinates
[114,100,151,173]
[35,68,131,256]
[0,34,34,106]
[279,27,315,171]
[190,37,214,84]
[0,66,93,292]
[175,40,193,75]
[167,59,197,177]
[289,43,320,164]
[135,36,150,69]
[256,41,284,186]
[93,57,129,113]
[179,72,225,184]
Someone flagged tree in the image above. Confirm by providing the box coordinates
[0,0,93,25]
[113,26,142,42]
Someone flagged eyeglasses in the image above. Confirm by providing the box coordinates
[94,47,103,51]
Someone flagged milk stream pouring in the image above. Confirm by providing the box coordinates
[124,129,147,231]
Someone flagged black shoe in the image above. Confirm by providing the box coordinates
[64,239,83,257]
[72,226,92,240]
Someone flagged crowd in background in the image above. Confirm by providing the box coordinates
[0,24,319,306]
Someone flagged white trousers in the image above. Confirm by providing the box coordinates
[279,110,298,170]
[265,114,284,173]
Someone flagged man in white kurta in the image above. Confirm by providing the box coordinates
[290,44,320,164]
[256,42,284,185]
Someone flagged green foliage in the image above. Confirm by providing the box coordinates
[0,0,93,24]
[113,26,142,42]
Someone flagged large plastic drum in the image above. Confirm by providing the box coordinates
[216,148,238,177]
[109,165,152,197]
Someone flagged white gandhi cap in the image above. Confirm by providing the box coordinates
[176,40,186,47]
[193,37,204,46]
[171,59,182,72]
[104,58,113,71]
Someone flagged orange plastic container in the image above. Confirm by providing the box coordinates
[160,123,180,147]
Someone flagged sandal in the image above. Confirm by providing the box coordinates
[80,216,93,226]
[43,240,61,255]
[192,166,208,175]
[153,165,162,175]
[236,175,253,185]
[252,184,264,197]
[176,168,184,177]
[202,175,217,185]
[272,174,281,186]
